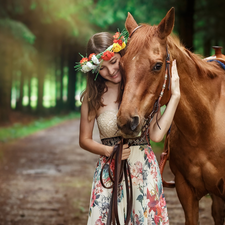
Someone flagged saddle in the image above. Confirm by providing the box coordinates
[204,46,225,64]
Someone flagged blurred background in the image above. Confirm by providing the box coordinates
[0,0,225,128]
[0,1,224,223]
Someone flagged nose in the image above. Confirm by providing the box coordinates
[108,66,114,76]
[130,116,139,131]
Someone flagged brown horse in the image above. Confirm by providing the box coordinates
[117,7,225,225]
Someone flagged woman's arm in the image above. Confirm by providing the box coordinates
[149,60,180,142]
[79,97,113,157]
[79,97,131,159]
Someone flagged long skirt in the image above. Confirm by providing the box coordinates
[87,144,169,225]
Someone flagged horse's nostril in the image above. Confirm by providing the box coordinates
[130,116,139,131]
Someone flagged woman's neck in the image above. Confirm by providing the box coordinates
[105,81,121,90]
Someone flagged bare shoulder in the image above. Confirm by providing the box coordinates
[81,95,96,121]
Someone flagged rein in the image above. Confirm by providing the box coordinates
[142,46,171,145]
[100,140,132,225]
[99,26,173,225]
[129,25,175,188]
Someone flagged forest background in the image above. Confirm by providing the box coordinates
[0,0,225,138]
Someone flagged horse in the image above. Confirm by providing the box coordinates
[117,7,225,225]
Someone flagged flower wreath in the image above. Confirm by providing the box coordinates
[74,29,128,80]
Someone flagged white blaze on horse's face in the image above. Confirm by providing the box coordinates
[117,8,175,137]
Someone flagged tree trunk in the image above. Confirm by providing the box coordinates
[17,66,25,111]
[203,39,211,58]
[67,50,76,111]
[37,51,45,114]
[0,41,12,122]
[177,0,195,51]
[27,74,31,111]
[56,41,65,110]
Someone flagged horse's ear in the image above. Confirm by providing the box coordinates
[158,7,175,39]
[125,12,138,35]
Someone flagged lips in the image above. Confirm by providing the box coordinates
[111,70,119,78]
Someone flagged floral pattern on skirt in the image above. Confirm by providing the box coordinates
[87,145,169,225]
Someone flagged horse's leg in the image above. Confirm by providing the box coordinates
[211,193,225,225]
[175,172,199,225]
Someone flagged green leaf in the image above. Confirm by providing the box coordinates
[0,19,36,44]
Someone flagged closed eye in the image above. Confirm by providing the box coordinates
[152,62,163,71]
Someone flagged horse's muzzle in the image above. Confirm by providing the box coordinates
[130,116,139,131]
[117,115,141,138]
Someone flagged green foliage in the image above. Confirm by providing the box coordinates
[28,0,94,39]
[0,112,80,143]
[90,0,170,31]
[0,18,36,44]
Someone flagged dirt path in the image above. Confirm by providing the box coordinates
[0,119,214,225]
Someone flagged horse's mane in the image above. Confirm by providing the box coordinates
[167,35,224,79]
[127,24,224,79]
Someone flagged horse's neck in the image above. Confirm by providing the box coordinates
[170,48,221,141]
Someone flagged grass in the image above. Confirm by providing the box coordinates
[0,111,164,151]
[150,141,164,152]
[0,112,80,143]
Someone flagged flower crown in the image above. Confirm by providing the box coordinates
[74,29,129,80]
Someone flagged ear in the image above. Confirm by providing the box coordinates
[125,12,138,35]
[158,7,175,39]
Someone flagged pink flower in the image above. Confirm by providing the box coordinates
[145,148,154,162]
[95,218,104,225]
[132,177,139,186]
[154,215,161,224]
[160,195,167,208]
[113,32,120,39]
[135,161,143,173]
[90,189,96,207]
[131,165,138,176]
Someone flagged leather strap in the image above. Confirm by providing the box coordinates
[159,130,175,188]
[100,139,133,225]
[129,25,142,38]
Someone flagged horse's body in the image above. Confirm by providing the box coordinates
[117,8,225,224]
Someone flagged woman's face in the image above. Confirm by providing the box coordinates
[99,53,122,84]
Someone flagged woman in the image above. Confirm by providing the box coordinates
[79,31,180,225]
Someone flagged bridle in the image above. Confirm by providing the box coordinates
[129,25,171,145]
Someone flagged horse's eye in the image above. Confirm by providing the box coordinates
[153,62,162,71]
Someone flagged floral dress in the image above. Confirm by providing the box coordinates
[87,110,169,225]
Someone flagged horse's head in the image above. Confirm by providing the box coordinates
[117,8,175,137]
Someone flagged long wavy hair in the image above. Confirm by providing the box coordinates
[80,32,124,120]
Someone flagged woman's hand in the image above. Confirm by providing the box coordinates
[149,59,181,142]
[121,144,131,160]
[171,59,180,99]
[105,144,131,160]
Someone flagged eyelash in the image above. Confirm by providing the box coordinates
[100,59,117,70]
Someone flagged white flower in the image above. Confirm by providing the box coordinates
[81,62,97,73]
[81,64,90,73]
[91,55,100,65]
[86,62,97,70]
